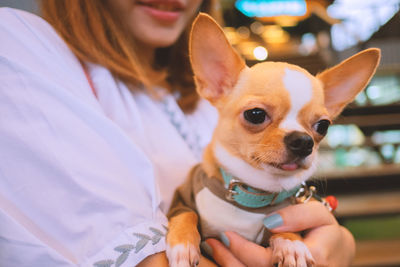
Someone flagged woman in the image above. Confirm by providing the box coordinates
[0,1,354,266]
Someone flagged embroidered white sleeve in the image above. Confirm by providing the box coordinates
[0,8,168,266]
[86,222,167,267]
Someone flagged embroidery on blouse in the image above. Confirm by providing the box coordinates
[160,95,202,160]
[93,226,167,267]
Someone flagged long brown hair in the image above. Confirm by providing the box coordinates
[41,0,222,112]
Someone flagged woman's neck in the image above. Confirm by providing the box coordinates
[135,42,169,89]
[135,40,156,66]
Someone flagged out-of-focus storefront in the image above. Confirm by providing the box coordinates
[221,1,400,265]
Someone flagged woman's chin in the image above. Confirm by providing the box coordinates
[134,30,182,49]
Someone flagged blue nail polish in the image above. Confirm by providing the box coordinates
[219,232,230,247]
[263,213,283,229]
[200,241,213,256]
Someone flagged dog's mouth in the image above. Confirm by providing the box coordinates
[278,162,301,171]
[268,160,305,172]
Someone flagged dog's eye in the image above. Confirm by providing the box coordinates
[243,108,267,124]
[314,119,330,136]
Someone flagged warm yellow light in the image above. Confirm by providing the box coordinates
[253,46,268,61]
[250,21,264,35]
[237,41,259,57]
[224,27,240,45]
[237,26,251,39]
[262,25,290,44]
[275,16,299,27]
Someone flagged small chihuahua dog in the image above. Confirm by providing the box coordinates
[166,13,380,267]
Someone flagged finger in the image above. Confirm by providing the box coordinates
[205,238,245,267]
[303,224,355,266]
[222,232,273,267]
[198,255,218,267]
[264,201,338,233]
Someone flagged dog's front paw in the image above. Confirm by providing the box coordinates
[166,243,200,267]
[166,212,201,267]
[271,237,315,267]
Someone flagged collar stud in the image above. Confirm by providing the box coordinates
[225,178,240,201]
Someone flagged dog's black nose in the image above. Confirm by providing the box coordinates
[284,131,314,158]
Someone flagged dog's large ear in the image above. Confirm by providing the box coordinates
[190,13,246,104]
[317,48,381,119]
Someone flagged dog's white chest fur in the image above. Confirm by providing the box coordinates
[195,187,266,243]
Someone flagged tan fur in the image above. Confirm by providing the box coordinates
[167,13,381,267]
[190,13,245,104]
[317,48,380,118]
[167,212,200,247]
[203,63,325,174]
[202,145,220,179]
[271,232,303,242]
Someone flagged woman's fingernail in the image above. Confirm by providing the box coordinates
[219,232,230,247]
[263,213,283,229]
[200,241,213,256]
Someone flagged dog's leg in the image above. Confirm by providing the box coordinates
[166,211,201,267]
[270,233,315,267]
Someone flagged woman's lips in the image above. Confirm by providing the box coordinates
[137,0,184,23]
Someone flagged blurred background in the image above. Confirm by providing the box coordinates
[1,0,400,266]
[220,1,400,266]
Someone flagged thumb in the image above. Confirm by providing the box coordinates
[204,238,245,267]
[207,232,272,267]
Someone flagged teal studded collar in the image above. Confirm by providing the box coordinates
[220,168,300,208]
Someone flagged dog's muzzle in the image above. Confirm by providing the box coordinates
[284,131,314,158]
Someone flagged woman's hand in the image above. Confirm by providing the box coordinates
[137,252,217,267]
[204,201,356,267]
[137,252,169,267]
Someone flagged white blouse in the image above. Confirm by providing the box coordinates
[0,8,218,266]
